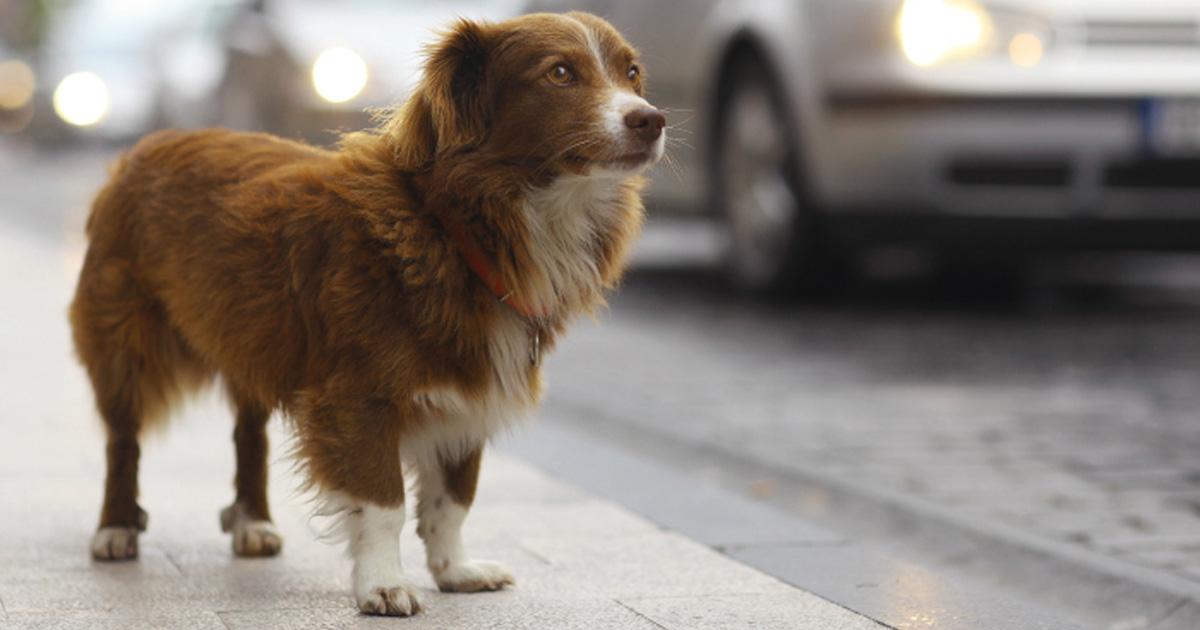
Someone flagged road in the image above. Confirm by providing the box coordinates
[545,260,1200,573]
[4,140,1200,627]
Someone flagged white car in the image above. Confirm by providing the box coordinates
[529,0,1200,292]
[216,0,522,141]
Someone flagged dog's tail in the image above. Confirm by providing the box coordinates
[71,134,211,437]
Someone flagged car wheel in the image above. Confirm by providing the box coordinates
[716,54,821,296]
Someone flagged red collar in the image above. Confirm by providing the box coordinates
[440,215,548,319]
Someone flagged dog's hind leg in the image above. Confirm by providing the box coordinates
[416,448,514,593]
[71,255,198,561]
[220,385,282,557]
[90,393,147,561]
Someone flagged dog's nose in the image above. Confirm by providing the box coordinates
[624,107,666,143]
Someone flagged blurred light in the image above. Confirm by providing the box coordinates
[0,61,36,110]
[312,48,368,104]
[897,0,993,67]
[1009,32,1045,68]
[53,72,110,127]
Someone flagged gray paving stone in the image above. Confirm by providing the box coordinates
[502,424,844,550]
[731,543,1091,630]
[1148,600,1200,630]
[621,593,884,630]
[0,610,228,630]
[459,501,665,541]
[513,532,795,600]
[219,597,662,630]
[0,570,350,615]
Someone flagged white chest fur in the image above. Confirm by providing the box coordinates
[520,174,625,315]
[405,310,535,467]
[404,175,626,466]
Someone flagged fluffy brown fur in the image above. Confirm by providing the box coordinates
[69,11,664,616]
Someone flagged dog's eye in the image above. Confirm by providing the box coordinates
[547,64,574,86]
[627,65,640,82]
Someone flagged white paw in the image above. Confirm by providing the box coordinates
[220,504,282,557]
[434,560,515,593]
[232,519,283,557]
[355,580,424,616]
[91,526,139,561]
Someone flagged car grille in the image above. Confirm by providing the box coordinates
[946,156,1200,191]
[1084,20,1200,48]
[1105,157,1200,189]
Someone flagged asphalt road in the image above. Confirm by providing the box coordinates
[4,140,1200,627]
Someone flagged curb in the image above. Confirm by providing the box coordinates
[517,399,1200,630]
[503,419,1093,630]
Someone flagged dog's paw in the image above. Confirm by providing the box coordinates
[356,581,424,616]
[434,560,515,593]
[91,526,139,561]
[220,504,283,557]
[232,519,283,557]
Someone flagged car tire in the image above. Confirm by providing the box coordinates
[714,52,828,297]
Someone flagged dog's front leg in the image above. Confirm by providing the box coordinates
[296,394,423,616]
[346,502,423,615]
[417,448,515,592]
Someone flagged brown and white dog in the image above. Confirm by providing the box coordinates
[69,12,664,616]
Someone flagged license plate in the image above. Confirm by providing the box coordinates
[1143,98,1200,156]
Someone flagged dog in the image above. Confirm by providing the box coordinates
[69,12,664,616]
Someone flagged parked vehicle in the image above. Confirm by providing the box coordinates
[215,0,522,143]
[529,0,1200,292]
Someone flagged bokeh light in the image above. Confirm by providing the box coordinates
[53,72,110,127]
[312,47,368,104]
[0,60,36,110]
[1009,32,1045,68]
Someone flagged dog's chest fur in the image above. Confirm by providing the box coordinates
[403,175,626,463]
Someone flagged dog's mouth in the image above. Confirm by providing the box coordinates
[604,152,653,169]
[566,150,656,172]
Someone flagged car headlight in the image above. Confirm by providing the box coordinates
[0,60,36,110]
[53,72,110,127]
[312,47,368,104]
[897,0,994,67]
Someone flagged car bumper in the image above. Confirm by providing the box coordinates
[816,94,1200,222]
[826,213,1200,253]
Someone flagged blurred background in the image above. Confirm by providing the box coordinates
[4,0,1200,291]
[3,1,1200,627]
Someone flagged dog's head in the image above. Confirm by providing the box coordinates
[392,12,665,180]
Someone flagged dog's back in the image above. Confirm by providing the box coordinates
[70,128,354,558]
[73,128,329,421]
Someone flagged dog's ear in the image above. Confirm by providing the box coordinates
[391,19,492,168]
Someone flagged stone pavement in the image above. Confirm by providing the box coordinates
[0,201,881,628]
[535,270,1200,627]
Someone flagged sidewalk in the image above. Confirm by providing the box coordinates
[0,221,879,628]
